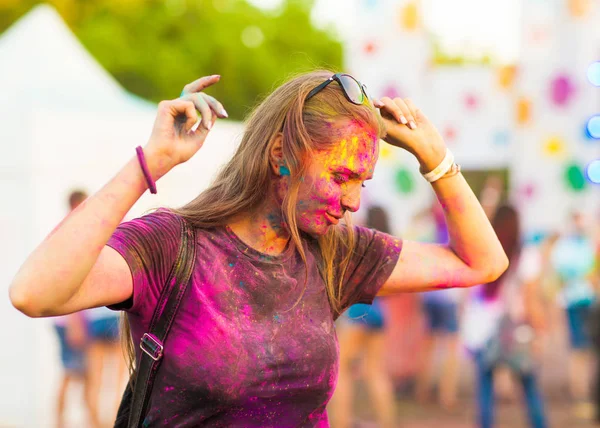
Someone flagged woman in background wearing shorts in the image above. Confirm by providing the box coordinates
[330,206,396,428]
[85,306,127,427]
[54,190,94,428]
[415,200,462,410]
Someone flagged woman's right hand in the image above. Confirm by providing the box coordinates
[144,74,228,179]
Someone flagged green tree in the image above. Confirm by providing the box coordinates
[0,0,343,120]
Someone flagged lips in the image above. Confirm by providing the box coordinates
[325,213,341,225]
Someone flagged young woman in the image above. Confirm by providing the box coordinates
[551,211,597,417]
[462,205,548,428]
[10,71,507,426]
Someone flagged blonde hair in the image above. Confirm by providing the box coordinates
[122,70,384,375]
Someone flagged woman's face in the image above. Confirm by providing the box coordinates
[294,119,379,236]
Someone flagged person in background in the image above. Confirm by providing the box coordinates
[53,190,94,428]
[85,306,127,427]
[551,210,597,419]
[588,214,600,423]
[330,205,396,428]
[462,204,548,428]
[414,200,462,410]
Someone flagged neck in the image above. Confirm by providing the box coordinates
[227,197,290,256]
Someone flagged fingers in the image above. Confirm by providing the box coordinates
[179,93,222,132]
[403,98,420,127]
[376,97,418,130]
[189,93,213,131]
[162,99,199,133]
[203,94,228,118]
[182,74,221,95]
[179,75,228,133]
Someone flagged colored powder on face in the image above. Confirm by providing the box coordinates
[280,165,290,176]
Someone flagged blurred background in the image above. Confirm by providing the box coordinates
[0,0,599,427]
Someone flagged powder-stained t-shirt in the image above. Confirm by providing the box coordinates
[107,210,402,427]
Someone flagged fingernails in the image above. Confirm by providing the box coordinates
[400,115,408,125]
[212,74,221,79]
[190,119,201,133]
[204,121,212,130]
[220,108,228,118]
[409,120,417,130]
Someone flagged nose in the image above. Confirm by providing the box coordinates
[341,184,361,213]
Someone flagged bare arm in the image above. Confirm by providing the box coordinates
[373,97,508,295]
[9,75,227,317]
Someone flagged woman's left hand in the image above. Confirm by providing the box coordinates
[374,97,447,172]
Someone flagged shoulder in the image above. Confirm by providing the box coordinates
[346,225,402,257]
[116,208,182,238]
[108,208,184,265]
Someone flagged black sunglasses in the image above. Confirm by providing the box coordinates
[306,73,370,105]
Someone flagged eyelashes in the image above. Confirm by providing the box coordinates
[333,174,349,185]
[333,174,367,188]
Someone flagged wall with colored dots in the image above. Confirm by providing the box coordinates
[345,0,600,236]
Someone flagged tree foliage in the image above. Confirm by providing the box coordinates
[0,0,343,119]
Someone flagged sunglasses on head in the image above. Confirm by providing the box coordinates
[306,73,371,105]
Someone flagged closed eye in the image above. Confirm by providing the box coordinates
[333,174,349,184]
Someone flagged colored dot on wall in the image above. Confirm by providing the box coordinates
[586,160,600,184]
[587,115,600,138]
[543,136,566,157]
[464,94,479,110]
[394,167,415,194]
[497,65,517,90]
[564,163,587,191]
[380,145,393,160]
[381,84,402,99]
[587,62,600,87]
[568,0,592,17]
[364,41,377,55]
[530,26,549,44]
[549,74,576,107]
[444,126,457,142]
[493,131,510,146]
[521,183,535,199]
[516,97,532,125]
[399,2,419,31]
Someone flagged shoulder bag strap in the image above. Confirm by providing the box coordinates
[128,217,197,427]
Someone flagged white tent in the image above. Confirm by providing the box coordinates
[0,5,244,426]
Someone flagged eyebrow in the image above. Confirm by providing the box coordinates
[333,166,373,180]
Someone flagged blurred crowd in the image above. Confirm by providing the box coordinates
[329,175,600,428]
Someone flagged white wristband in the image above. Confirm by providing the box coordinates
[421,148,454,183]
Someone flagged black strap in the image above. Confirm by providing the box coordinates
[127,218,197,427]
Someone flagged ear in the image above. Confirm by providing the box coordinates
[269,133,289,177]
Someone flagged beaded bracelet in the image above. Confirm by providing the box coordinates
[135,146,157,194]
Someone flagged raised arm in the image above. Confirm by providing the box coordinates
[9,75,227,317]
[373,97,508,295]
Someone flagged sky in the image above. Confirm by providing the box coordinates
[247,0,522,63]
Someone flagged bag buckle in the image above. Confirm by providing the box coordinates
[140,333,163,361]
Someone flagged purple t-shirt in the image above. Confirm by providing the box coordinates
[107,210,401,427]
